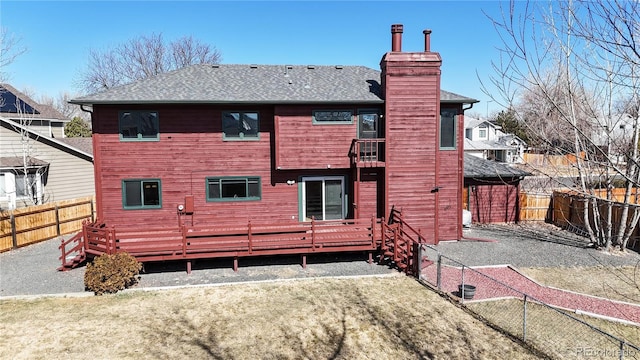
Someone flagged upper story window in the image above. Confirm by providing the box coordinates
[478,125,488,140]
[222,112,259,140]
[440,109,457,150]
[206,176,261,202]
[119,111,159,141]
[122,179,161,209]
[312,110,353,124]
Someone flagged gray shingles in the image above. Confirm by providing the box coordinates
[70,64,477,105]
[464,154,531,179]
[0,156,49,169]
[1,83,69,120]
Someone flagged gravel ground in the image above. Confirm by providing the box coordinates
[0,236,396,298]
[439,223,640,268]
[1,223,639,298]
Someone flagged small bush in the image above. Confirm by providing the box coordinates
[84,252,142,295]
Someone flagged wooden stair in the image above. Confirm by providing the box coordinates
[379,208,424,276]
[58,231,86,271]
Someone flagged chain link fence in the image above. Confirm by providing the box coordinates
[418,244,640,359]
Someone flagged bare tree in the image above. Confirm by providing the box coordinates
[0,27,27,83]
[40,92,89,121]
[10,100,47,208]
[483,0,640,251]
[78,33,221,94]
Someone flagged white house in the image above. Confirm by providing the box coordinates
[591,113,639,164]
[464,117,527,164]
[0,84,94,210]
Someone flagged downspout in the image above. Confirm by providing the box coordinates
[79,104,100,221]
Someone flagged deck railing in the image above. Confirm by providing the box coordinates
[349,138,385,166]
[379,208,426,276]
[70,216,383,269]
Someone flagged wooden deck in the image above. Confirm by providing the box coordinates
[59,210,428,274]
[61,217,384,272]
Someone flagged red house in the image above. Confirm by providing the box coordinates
[64,25,477,272]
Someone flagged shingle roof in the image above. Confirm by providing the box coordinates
[464,138,513,151]
[464,154,531,179]
[70,64,478,105]
[57,137,93,155]
[0,83,69,121]
[464,117,493,130]
[0,156,49,169]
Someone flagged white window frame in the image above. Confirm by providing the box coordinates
[300,176,346,221]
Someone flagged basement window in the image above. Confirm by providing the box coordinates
[222,112,260,140]
[206,177,261,202]
[119,111,159,141]
[122,179,162,209]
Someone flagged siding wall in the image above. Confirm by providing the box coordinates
[438,108,465,240]
[92,104,361,228]
[357,170,382,219]
[274,105,381,170]
[466,180,520,223]
[381,52,462,243]
[0,123,94,208]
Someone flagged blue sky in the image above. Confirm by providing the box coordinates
[1,1,510,115]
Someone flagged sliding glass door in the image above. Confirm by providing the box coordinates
[301,176,345,221]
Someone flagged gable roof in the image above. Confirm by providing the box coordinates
[0,117,93,162]
[70,64,478,105]
[464,154,531,179]
[0,83,69,121]
[0,156,49,170]
[464,117,498,130]
[57,137,93,155]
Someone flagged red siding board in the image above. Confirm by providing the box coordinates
[381,52,464,243]
[467,182,520,224]
[274,105,381,170]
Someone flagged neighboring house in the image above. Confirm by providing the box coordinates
[0,87,95,210]
[464,117,527,163]
[69,25,478,263]
[592,113,639,163]
[1,83,69,138]
[463,154,531,224]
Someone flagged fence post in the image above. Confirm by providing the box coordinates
[10,214,17,249]
[416,244,422,279]
[461,265,466,304]
[523,295,528,342]
[248,220,253,254]
[90,198,95,222]
[436,254,442,291]
[55,204,61,236]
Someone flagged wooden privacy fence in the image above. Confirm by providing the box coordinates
[0,196,95,252]
[519,192,552,222]
[518,189,640,223]
[550,190,640,250]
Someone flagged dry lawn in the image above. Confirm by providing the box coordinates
[468,299,640,359]
[0,275,541,360]
[519,266,640,304]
